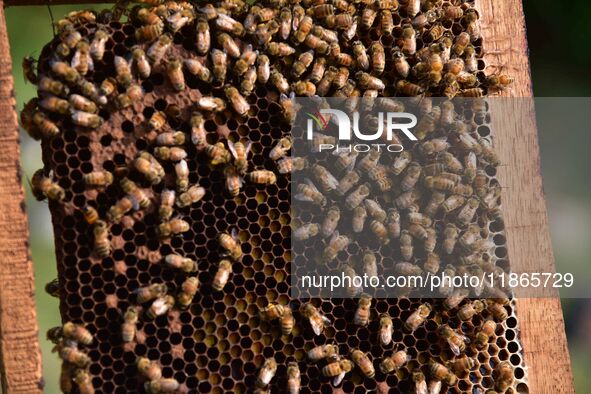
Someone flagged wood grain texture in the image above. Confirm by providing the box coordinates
[477,0,575,392]
[0,2,43,393]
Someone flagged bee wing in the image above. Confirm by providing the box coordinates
[128,195,141,211]
[303,178,320,192]
[332,372,346,386]
[294,193,314,203]
[310,317,324,336]
[71,51,81,69]
[416,382,428,394]
[380,327,392,345]
[244,141,252,155]
[227,140,238,159]
[231,227,238,240]
[88,57,94,72]
[447,339,461,356]
[326,173,339,190]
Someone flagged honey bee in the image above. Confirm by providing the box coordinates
[120,178,151,209]
[300,303,330,336]
[439,324,468,356]
[370,220,389,244]
[71,40,93,76]
[176,276,199,309]
[196,96,226,112]
[195,17,210,55]
[311,164,338,193]
[59,363,74,393]
[224,163,244,196]
[360,7,377,30]
[212,259,233,291]
[167,8,194,32]
[134,285,168,312]
[31,169,64,202]
[345,184,370,210]
[321,206,340,238]
[293,15,312,43]
[106,196,135,223]
[188,112,207,151]
[296,180,326,207]
[350,349,374,379]
[429,360,457,386]
[349,41,369,71]
[259,303,285,321]
[474,319,496,349]
[181,59,210,83]
[37,76,68,97]
[215,13,245,36]
[292,80,315,96]
[135,23,164,44]
[71,110,103,128]
[456,197,479,227]
[240,67,257,96]
[400,162,421,191]
[335,169,359,196]
[83,171,113,187]
[203,142,231,166]
[397,229,413,261]
[121,307,138,343]
[69,94,97,114]
[256,54,271,83]
[279,305,294,336]
[368,42,385,75]
[97,78,116,99]
[495,361,514,392]
[397,80,424,96]
[22,56,38,84]
[154,147,187,162]
[73,369,94,394]
[93,220,111,258]
[379,9,394,34]
[50,60,80,84]
[354,295,372,326]
[322,357,353,386]
[38,96,69,115]
[255,358,277,388]
[321,232,350,263]
[290,50,314,78]
[380,350,409,374]
[144,378,180,394]
[224,86,249,116]
[87,29,109,62]
[56,344,90,368]
[457,300,486,321]
[112,56,132,88]
[155,189,175,221]
[137,357,162,381]
[162,254,196,273]
[404,303,431,332]
[248,170,277,185]
[293,223,320,241]
[218,229,242,260]
[399,24,417,55]
[158,218,190,238]
[487,301,508,321]
[277,7,292,39]
[62,322,93,345]
[209,49,230,84]
[342,264,362,297]
[146,36,172,67]
[22,107,55,141]
[164,58,185,91]
[308,344,338,362]
[450,355,475,376]
[286,361,300,394]
[146,295,174,319]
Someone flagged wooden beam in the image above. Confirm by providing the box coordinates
[477,0,575,393]
[0,1,43,393]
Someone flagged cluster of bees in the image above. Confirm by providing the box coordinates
[19,0,522,391]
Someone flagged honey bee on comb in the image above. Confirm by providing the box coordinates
[23,0,523,392]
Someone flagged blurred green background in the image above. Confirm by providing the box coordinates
[3,1,590,392]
